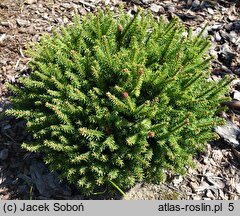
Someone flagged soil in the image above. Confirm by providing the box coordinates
[0,0,240,200]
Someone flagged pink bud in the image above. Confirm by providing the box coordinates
[148,132,155,138]
[122,92,128,98]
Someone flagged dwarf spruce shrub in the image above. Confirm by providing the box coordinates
[7,8,231,195]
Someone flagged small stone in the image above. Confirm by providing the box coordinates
[214,32,221,42]
[215,120,240,148]
[103,0,110,5]
[235,184,240,194]
[0,34,7,44]
[61,3,71,9]
[141,0,154,4]
[205,189,215,199]
[202,197,212,200]
[16,19,30,27]
[25,0,37,4]
[229,31,237,44]
[78,7,87,15]
[0,149,8,160]
[207,8,214,15]
[0,21,11,27]
[193,195,202,200]
[211,24,223,31]
[233,91,240,101]
[173,175,183,186]
[150,4,163,13]
[192,0,200,8]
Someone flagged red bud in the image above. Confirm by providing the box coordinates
[148,132,155,138]
[122,92,128,98]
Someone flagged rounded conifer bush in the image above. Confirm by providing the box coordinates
[7,8,231,195]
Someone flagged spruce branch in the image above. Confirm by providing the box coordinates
[116,9,141,48]
[6,7,231,195]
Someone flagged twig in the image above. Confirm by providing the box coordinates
[79,0,96,8]
[15,59,20,69]
[19,48,25,58]
[3,133,17,143]
[164,183,181,194]
[192,173,224,180]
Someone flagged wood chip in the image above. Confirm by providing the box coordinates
[79,0,96,8]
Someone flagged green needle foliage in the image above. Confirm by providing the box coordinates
[7,7,231,195]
